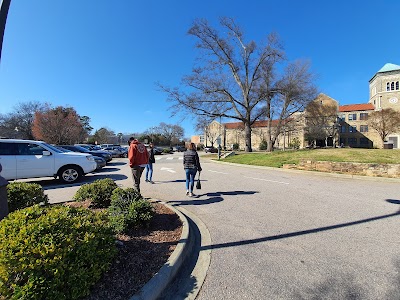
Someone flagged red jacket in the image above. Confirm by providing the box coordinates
[128,140,149,167]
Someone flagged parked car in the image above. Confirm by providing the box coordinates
[58,146,106,170]
[0,139,97,183]
[93,156,106,170]
[101,146,123,158]
[75,144,98,151]
[204,146,219,153]
[116,146,128,158]
[173,145,186,152]
[153,147,164,155]
[60,145,112,162]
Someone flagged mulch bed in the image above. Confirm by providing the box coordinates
[66,201,183,300]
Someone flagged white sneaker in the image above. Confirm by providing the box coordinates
[189,192,195,197]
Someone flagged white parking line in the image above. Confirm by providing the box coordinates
[244,176,289,185]
[160,167,176,173]
[178,157,183,160]
[208,170,229,175]
[155,157,162,160]
[166,157,174,160]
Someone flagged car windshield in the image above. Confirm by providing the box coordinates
[43,143,64,153]
[73,145,90,152]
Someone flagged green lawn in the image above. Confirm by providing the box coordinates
[220,148,400,168]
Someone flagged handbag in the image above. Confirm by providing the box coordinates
[196,172,201,189]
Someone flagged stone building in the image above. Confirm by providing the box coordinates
[194,63,400,150]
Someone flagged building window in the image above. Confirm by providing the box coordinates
[349,126,357,133]
[397,81,399,90]
[360,125,368,132]
[338,114,346,122]
[360,113,368,120]
[348,114,357,121]
[387,82,390,91]
[391,82,395,90]
[348,138,357,145]
[360,138,369,145]
[340,125,347,133]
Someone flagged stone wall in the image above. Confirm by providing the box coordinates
[283,159,400,178]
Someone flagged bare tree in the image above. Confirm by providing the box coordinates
[195,115,220,146]
[263,60,318,151]
[304,101,338,147]
[156,122,184,146]
[159,17,317,152]
[368,108,400,147]
[0,101,49,139]
[32,106,84,144]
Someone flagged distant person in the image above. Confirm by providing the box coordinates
[145,142,156,184]
[183,143,202,197]
[128,137,149,196]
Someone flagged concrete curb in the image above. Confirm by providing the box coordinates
[175,206,211,300]
[130,200,190,300]
[211,159,400,183]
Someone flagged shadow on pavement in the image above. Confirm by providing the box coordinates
[96,167,121,172]
[169,196,224,206]
[201,198,400,251]
[106,161,127,166]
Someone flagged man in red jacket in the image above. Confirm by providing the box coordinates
[128,137,149,196]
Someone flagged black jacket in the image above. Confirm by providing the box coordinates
[148,148,155,164]
[183,150,202,171]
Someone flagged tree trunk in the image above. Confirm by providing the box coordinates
[244,122,252,152]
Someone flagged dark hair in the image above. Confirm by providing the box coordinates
[188,143,196,150]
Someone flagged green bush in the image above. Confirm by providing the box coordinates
[73,178,118,208]
[232,143,239,150]
[108,187,154,233]
[6,182,49,212]
[0,205,117,300]
[259,140,268,150]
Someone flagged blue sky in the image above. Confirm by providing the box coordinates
[0,0,399,138]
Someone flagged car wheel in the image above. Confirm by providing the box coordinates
[58,166,82,183]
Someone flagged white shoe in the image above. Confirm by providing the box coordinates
[189,192,195,197]
[186,191,189,195]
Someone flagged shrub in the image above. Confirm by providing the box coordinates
[232,143,239,150]
[162,148,171,154]
[259,140,268,150]
[73,178,118,208]
[6,182,49,212]
[0,205,117,300]
[108,187,154,233]
[288,137,301,150]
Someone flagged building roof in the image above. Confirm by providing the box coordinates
[377,63,400,73]
[339,103,375,112]
[224,119,285,129]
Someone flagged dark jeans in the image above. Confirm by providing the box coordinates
[185,168,197,192]
[131,166,145,195]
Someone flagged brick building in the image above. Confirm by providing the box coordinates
[194,63,400,150]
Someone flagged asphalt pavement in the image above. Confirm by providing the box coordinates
[39,153,400,299]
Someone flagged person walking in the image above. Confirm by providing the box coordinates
[183,143,202,197]
[145,142,156,184]
[128,137,149,196]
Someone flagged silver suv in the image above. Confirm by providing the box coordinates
[0,139,97,183]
